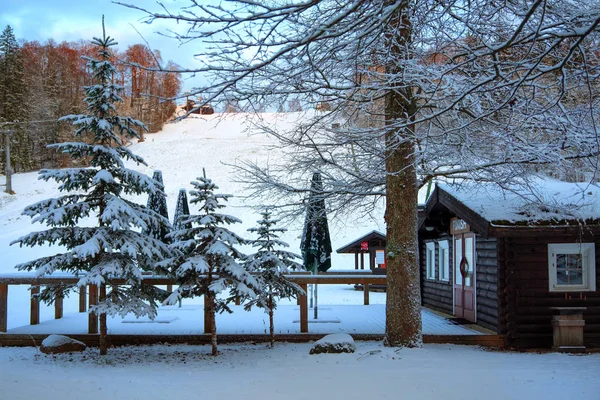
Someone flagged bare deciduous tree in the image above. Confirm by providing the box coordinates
[121,0,600,347]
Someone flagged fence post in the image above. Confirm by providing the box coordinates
[88,285,98,334]
[204,294,210,334]
[55,293,63,319]
[363,280,370,306]
[299,283,308,333]
[79,286,87,312]
[30,285,40,325]
[0,284,7,332]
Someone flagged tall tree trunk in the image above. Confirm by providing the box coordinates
[99,283,108,355]
[383,0,422,348]
[208,292,218,356]
[268,295,274,348]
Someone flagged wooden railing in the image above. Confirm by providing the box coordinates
[0,272,386,334]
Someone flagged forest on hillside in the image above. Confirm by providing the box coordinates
[0,25,182,173]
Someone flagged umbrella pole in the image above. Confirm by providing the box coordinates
[314,280,318,320]
[313,258,318,320]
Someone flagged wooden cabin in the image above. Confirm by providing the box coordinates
[418,181,600,349]
[337,230,386,290]
[337,230,386,271]
[183,100,214,115]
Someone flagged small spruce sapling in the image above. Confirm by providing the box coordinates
[244,209,304,347]
[10,20,172,355]
[160,170,259,356]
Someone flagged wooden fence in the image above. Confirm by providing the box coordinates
[0,272,386,334]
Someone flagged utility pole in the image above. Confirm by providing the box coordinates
[3,129,14,194]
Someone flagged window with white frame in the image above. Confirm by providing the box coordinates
[548,243,596,292]
[438,240,450,281]
[426,242,435,280]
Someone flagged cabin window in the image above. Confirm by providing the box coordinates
[426,242,436,280]
[548,243,596,292]
[438,240,450,281]
[376,250,386,268]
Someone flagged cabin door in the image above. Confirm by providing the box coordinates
[453,232,476,322]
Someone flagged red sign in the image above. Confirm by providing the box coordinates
[360,241,369,251]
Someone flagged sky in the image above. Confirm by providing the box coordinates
[1,0,207,91]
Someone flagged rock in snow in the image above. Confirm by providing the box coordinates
[40,335,87,354]
[310,333,356,354]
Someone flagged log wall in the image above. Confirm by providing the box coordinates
[498,234,600,349]
[475,237,499,332]
[421,235,453,314]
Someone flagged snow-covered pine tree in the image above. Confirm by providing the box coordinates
[0,25,30,173]
[173,188,191,231]
[144,170,170,243]
[162,170,259,356]
[10,21,172,355]
[244,208,304,347]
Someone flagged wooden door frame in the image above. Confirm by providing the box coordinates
[452,232,477,322]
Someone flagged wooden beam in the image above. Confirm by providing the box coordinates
[204,295,210,334]
[0,333,387,347]
[88,285,98,334]
[79,286,87,312]
[167,284,173,292]
[30,285,40,325]
[0,333,507,348]
[0,273,384,286]
[489,225,600,237]
[355,252,359,270]
[363,281,370,306]
[54,294,63,319]
[285,276,386,285]
[299,283,308,333]
[437,189,490,237]
[0,284,7,332]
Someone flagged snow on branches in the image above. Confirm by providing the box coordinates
[244,208,304,346]
[11,23,173,354]
[162,170,258,355]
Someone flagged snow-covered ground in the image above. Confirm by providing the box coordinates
[1,112,599,399]
[1,112,385,274]
[4,288,480,336]
[0,112,477,337]
[1,342,599,400]
[0,112,387,331]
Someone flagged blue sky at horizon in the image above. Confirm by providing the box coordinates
[1,0,206,91]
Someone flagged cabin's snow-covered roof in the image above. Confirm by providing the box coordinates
[438,179,600,225]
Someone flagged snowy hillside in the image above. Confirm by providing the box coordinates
[0,112,385,275]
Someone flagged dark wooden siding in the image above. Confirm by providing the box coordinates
[499,235,600,349]
[475,237,499,332]
[421,236,453,314]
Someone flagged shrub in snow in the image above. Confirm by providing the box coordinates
[40,335,86,354]
[310,333,356,355]
[244,208,304,347]
[11,22,172,356]
[159,170,259,356]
